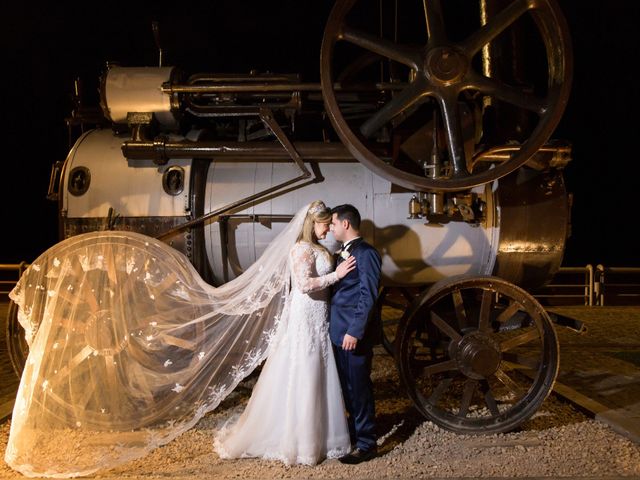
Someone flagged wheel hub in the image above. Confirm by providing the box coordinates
[84,309,129,356]
[425,47,467,85]
[450,331,501,379]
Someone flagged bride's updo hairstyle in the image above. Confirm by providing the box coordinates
[297,200,331,244]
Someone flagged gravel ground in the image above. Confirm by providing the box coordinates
[1,346,639,480]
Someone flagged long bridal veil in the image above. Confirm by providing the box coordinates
[6,204,310,478]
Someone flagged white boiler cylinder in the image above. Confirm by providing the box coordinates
[204,162,497,286]
[61,128,568,290]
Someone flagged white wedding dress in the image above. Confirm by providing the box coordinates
[5,204,350,478]
[214,241,351,465]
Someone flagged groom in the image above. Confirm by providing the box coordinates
[329,204,382,464]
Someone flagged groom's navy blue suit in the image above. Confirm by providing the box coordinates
[330,237,381,452]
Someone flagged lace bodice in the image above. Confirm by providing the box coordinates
[214,240,351,464]
[275,242,339,358]
[289,242,339,294]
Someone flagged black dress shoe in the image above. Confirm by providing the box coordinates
[339,447,377,464]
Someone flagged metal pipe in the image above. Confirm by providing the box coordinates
[258,107,309,176]
[218,214,294,282]
[121,140,361,161]
[161,82,406,94]
[188,74,299,83]
[472,144,571,169]
[219,216,229,283]
[587,264,594,306]
[474,144,571,160]
[155,173,310,240]
[595,264,605,306]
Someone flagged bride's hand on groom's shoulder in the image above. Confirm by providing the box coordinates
[336,255,356,279]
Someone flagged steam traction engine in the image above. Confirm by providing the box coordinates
[8,0,573,435]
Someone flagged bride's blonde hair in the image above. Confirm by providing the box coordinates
[297,200,331,244]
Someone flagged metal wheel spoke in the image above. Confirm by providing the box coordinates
[463,0,531,55]
[80,281,100,314]
[49,345,94,387]
[495,301,523,324]
[105,249,119,286]
[154,272,179,296]
[77,380,96,409]
[502,352,540,371]
[481,381,500,416]
[103,355,119,407]
[422,358,458,376]
[437,91,469,177]
[469,72,548,114]
[360,79,429,137]
[493,367,526,398]
[427,376,452,405]
[458,379,478,417]
[422,0,446,44]
[128,362,156,404]
[161,333,196,351]
[120,270,140,298]
[431,311,462,341]
[452,288,467,329]
[500,328,540,352]
[341,26,422,69]
[337,51,383,84]
[478,289,493,332]
[55,288,82,309]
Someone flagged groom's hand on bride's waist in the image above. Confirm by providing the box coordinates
[342,334,358,351]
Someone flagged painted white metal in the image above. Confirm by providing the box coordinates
[62,129,192,218]
[204,162,498,286]
[102,66,177,128]
[63,129,499,287]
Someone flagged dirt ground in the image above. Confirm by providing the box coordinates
[2,306,640,479]
[1,347,639,479]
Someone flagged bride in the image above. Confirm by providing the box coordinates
[6,201,355,477]
[214,200,354,464]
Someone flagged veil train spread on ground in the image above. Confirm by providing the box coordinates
[6,205,310,478]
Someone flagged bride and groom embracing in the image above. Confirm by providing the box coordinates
[214,201,382,465]
[6,200,381,476]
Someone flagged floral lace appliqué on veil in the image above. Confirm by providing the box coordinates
[5,205,314,478]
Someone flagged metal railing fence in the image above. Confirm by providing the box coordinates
[1,262,639,306]
[0,263,29,298]
[594,265,640,306]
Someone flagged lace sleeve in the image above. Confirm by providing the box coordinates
[290,243,339,294]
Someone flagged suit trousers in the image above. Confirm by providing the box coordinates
[332,343,376,451]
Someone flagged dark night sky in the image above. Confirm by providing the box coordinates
[1,1,639,267]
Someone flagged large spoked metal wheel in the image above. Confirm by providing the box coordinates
[396,275,559,434]
[321,0,573,191]
[11,236,210,431]
[43,265,206,430]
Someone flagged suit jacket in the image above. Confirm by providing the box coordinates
[329,238,382,347]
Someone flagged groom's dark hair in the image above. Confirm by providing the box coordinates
[331,204,361,230]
